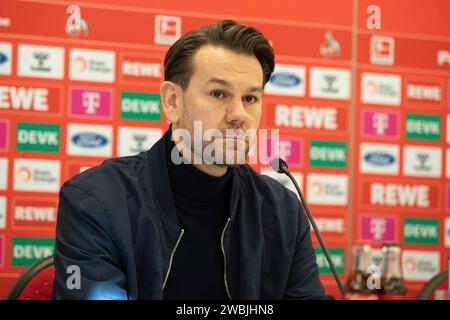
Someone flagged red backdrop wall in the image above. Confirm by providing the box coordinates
[0,0,449,299]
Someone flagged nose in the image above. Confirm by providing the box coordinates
[225,97,247,126]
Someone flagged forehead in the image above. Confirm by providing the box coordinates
[190,45,263,87]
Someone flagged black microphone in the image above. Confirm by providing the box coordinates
[270,158,346,299]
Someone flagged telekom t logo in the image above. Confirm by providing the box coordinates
[372,113,389,135]
[82,91,101,114]
[370,218,387,241]
[363,111,398,138]
[70,88,112,118]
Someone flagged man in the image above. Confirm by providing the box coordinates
[54,20,331,300]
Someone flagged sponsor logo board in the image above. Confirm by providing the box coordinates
[13,158,60,192]
[264,64,306,96]
[117,126,162,157]
[309,67,351,100]
[69,48,115,83]
[307,173,348,206]
[359,143,399,175]
[67,123,113,157]
[17,44,64,79]
[361,72,401,105]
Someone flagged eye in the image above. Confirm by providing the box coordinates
[211,90,225,99]
[244,95,258,104]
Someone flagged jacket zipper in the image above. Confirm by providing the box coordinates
[162,228,184,290]
[221,218,232,300]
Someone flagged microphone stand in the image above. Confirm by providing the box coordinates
[271,158,346,299]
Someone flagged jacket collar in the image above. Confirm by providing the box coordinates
[146,127,180,228]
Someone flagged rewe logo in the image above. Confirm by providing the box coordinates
[122,61,161,78]
[360,215,396,242]
[365,182,437,209]
[271,104,345,132]
[0,84,61,114]
[264,64,305,96]
[70,88,112,118]
[121,55,162,82]
[13,198,57,229]
[313,216,345,236]
[362,110,398,138]
[406,82,441,103]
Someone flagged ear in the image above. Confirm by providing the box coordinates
[160,81,182,124]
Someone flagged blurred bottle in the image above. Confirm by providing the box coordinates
[347,245,370,292]
[380,243,407,298]
[346,245,380,299]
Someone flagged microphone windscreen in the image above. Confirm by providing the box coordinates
[270,158,281,172]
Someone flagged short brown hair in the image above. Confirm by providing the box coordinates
[164,20,275,89]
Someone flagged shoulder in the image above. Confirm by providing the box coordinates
[62,152,148,198]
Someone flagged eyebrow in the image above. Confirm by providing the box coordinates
[205,77,263,93]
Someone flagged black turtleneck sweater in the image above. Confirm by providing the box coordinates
[163,138,232,300]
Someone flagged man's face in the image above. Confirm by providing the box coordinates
[173,45,264,166]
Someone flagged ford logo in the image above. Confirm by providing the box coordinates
[364,152,395,166]
[269,72,301,87]
[72,133,108,148]
[0,53,8,64]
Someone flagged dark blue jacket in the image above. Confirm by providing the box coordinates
[53,129,331,300]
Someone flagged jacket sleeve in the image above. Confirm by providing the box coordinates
[53,183,128,300]
[284,206,335,300]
